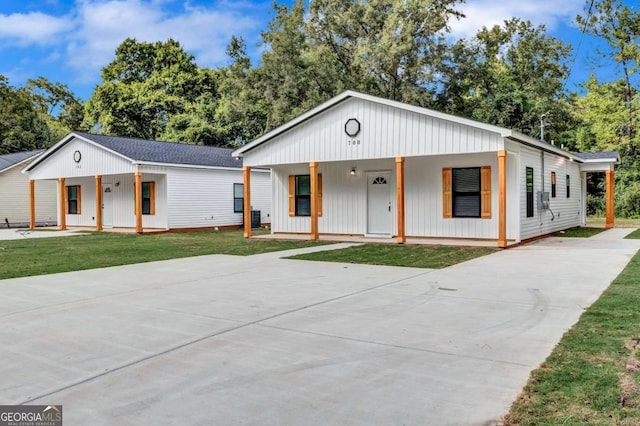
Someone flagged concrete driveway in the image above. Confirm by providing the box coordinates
[1,229,639,425]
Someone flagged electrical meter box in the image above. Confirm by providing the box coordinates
[537,191,550,210]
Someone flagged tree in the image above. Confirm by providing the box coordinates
[83,38,207,142]
[577,0,640,147]
[438,18,574,145]
[213,36,269,144]
[306,0,464,105]
[27,76,85,140]
[0,75,51,154]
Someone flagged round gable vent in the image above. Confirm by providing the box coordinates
[345,118,361,137]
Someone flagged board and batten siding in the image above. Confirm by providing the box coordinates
[0,162,57,226]
[517,145,582,240]
[27,137,135,180]
[166,168,270,229]
[243,98,505,167]
[271,153,519,240]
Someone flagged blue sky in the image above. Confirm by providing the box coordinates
[0,0,632,100]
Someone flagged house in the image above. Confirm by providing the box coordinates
[232,91,619,247]
[24,132,270,233]
[0,150,57,228]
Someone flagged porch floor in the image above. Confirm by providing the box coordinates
[251,233,506,247]
[64,226,168,234]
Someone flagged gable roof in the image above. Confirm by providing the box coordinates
[26,132,241,172]
[0,150,44,174]
[232,90,583,162]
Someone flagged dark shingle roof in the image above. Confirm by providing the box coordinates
[575,151,620,161]
[74,132,242,168]
[0,150,44,173]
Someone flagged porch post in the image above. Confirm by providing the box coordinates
[135,171,143,233]
[498,150,507,248]
[310,162,319,240]
[58,177,66,230]
[395,157,406,244]
[29,180,36,229]
[243,166,251,238]
[605,170,615,229]
[581,172,588,226]
[95,175,103,231]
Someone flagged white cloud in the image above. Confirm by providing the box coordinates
[0,12,68,45]
[449,0,584,38]
[64,0,261,83]
[1,1,262,84]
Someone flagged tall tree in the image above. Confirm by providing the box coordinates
[214,36,269,144]
[0,75,51,154]
[438,18,574,145]
[306,0,464,105]
[27,77,85,140]
[577,0,640,147]
[83,38,211,143]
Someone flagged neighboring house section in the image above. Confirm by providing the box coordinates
[0,150,57,228]
[24,133,270,232]
[233,90,618,247]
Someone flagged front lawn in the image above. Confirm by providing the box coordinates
[287,243,497,269]
[0,230,325,279]
[625,229,640,239]
[503,249,640,425]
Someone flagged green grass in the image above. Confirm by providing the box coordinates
[287,243,497,269]
[625,229,640,239]
[504,250,640,425]
[0,230,325,280]
[557,227,607,238]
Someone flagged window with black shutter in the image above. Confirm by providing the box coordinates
[452,167,481,218]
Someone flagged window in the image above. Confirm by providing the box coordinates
[234,183,244,213]
[551,172,556,198]
[443,167,491,219]
[526,167,534,218]
[141,182,155,215]
[66,185,81,215]
[452,168,481,218]
[288,174,323,217]
[294,175,311,216]
[566,174,570,198]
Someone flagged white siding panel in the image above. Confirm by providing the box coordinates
[405,154,498,239]
[244,98,504,167]
[520,147,582,240]
[28,138,135,179]
[166,168,270,229]
[272,155,506,240]
[0,163,57,226]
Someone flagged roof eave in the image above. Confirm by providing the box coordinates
[3,153,40,174]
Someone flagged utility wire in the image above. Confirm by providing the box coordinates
[562,0,595,93]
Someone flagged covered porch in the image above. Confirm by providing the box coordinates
[28,171,167,234]
[242,150,512,248]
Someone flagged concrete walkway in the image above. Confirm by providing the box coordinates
[0,229,639,425]
[0,228,87,241]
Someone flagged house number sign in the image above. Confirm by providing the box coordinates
[345,118,361,146]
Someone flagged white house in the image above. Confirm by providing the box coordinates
[24,132,271,233]
[0,150,57,228]
[233,91,618,247]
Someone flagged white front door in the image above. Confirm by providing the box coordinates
[102,184,113,228]
[367,172,392,235]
